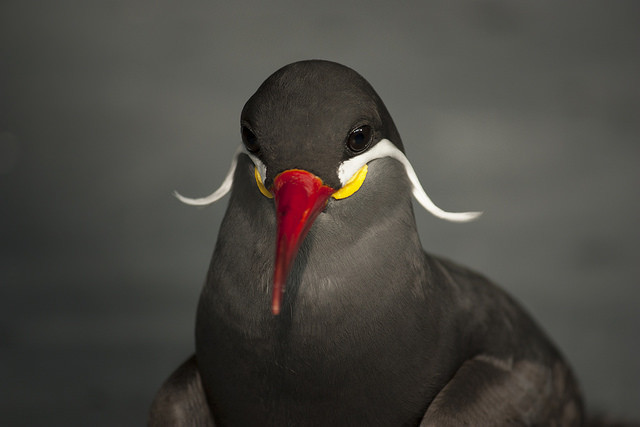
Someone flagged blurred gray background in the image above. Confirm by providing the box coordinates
[1,1,638,425]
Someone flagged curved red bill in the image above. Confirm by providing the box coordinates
[271,169,335,315]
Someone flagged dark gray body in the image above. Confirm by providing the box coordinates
[150,60,583,426]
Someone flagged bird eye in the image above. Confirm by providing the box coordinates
[241,126,260,153]
[346,125,372,153]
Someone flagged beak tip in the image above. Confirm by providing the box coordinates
[271,299,281,315]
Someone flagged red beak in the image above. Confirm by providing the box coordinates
[271,169,335,315]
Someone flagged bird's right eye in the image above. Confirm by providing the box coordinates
[241,126,260,153]
[346,125,372,153]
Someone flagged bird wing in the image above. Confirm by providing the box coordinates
[420,354,582,426]
[149,355,215,426]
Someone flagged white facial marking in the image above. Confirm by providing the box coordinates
[174,145,245,206]
[176,139,482,223]
[337,139,482,222]
[246,152,268,185]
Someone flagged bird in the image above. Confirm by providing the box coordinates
[149,60,584,426]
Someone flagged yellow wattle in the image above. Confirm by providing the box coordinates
[254,167,273,198]
[332,164,368,200]
[254,164,368,200]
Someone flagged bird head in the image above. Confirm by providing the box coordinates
[176,60,481,315]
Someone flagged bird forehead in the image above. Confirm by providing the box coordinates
[243,65,380,122]
[246,90,377,126]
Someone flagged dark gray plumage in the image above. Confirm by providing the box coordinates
[150,60,584,426]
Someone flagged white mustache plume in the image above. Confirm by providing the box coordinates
[175,139,482,223]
